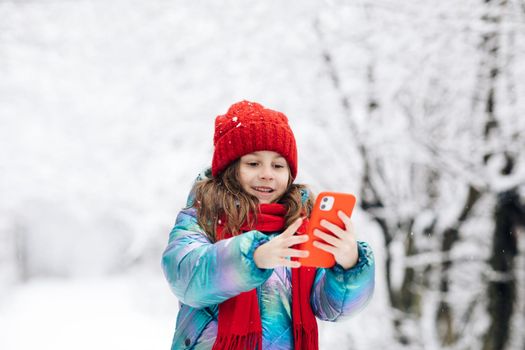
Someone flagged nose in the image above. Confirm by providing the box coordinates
[258,164,274,180]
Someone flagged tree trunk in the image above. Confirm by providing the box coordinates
[436,185,481,345]
[483,189,521,350]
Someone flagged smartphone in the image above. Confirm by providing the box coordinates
[297,192,356,268]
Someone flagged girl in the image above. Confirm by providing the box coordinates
[162,101,375,350]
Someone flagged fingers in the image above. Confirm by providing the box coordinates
[319,219,346,238]
[313,229,340,247]
[337,210,352,227]
[282,248,310,258]
[281,217,304,238]
[279,257,301,268]
[274,258,301,268]
[338,211,355,236]
[320,212,354,239]
[313,240,337,255]
[284,233,309,247]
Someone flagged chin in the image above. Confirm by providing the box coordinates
[256,198,272,204]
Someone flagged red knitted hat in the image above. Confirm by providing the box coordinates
[211,100,298,178]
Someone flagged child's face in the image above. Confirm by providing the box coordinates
[238,151,290,204]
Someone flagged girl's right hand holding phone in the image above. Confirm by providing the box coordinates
[253,218,310,269]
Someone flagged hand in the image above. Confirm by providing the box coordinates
[253,218,310,269]
[312,210,359,270]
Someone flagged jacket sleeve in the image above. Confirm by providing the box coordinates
[310,241,375,321]
[161,208,274,309]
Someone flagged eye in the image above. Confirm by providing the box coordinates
[246,162,259,167]
[273,163,286,169]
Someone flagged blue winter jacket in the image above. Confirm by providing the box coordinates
[162,171,375,349]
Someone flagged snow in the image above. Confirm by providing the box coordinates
[0,275,178,350]
[0,225,389,350]
[1,0,524,349]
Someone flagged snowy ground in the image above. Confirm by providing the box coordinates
[0,211,389,350]
[0,272,388,350]
[0,274,178,350]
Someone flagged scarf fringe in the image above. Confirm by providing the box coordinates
[212,332,262,350]
[293,326,318,350]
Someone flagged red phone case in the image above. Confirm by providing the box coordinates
[297,192,356,268]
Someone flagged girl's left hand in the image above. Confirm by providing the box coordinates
[312,210,359,270]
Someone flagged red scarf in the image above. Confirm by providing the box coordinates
[212,203,318,350]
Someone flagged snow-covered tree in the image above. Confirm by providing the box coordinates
[313,0,525,348]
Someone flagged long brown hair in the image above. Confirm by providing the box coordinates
[193,159,314,242]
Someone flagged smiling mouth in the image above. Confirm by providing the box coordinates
[252,186,274,193]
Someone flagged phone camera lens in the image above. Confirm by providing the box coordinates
[322,197,328,202]
[321,204,326,209]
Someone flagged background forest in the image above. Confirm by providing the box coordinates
[1,0,524,349]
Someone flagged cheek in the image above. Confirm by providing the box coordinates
[277,173,290,191]
[238,169,252,188]
[238,175,247,188]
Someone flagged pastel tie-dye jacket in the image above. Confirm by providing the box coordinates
[162,172,375,350]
